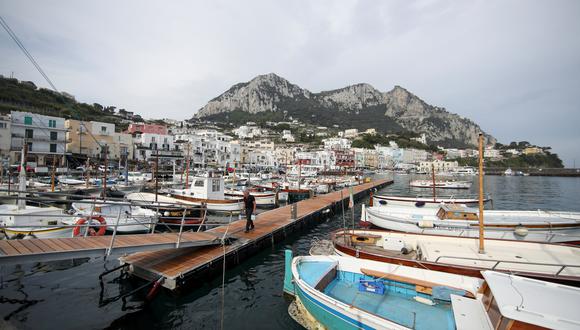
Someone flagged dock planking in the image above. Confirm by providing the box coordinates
[0,231,226,265]
[121,178,392,290]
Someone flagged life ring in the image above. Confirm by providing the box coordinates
[73,216,107,237]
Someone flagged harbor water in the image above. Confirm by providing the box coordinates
[1,174,579,329]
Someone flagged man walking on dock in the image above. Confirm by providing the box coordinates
[243,190,256,233]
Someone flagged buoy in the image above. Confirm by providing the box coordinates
[514,225,529,237]
[73,216,107,237]
[145,277,164,303]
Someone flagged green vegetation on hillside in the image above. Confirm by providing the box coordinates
[352,132,437,152]
[455,152,563,168]
[0,77,129,131]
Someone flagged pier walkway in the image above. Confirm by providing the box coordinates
[0,231,225,265]
[121,178,392,290]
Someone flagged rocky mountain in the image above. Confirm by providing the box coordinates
[195,73,494,147]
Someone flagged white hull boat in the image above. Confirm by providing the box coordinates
[0,204,73,239]
[362,203,580,243]
[410,179,472,189]
[224,189,277,207]
[71,200,158,234]
[170,175,244,213]
[372,194,491,208]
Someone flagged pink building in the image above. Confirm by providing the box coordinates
[126,123,167,135]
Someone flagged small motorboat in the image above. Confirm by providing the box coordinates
[170,174,244,213]
[70,200,158,234]
[224,188,277,208]
[283,251,580,330]
[410,179,472,189]
[125,192,207,227]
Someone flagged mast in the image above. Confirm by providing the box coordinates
[431,163,437,202]
[50,155,57,192]
[103,145,107,201]
[85,157,90,188]
[478,133,485,254]
[184,142,190,189]
[17,143,26,210]
[154,149,159,203]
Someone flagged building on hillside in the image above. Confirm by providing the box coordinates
[484,147,502,159]
[343,129,359,139]
[364,149,378,169]
[0,115,11,162]
[10,111,67,166]
[126,123,167,135]
[364,128,377,136]
[418,160,459,173]
[281,130,295,143]
[233,125,262,139]
[322,137,351,150]
[400,148,429,164]
[411,133,427,145]
[133,133,180,163]
[523,147,544,155]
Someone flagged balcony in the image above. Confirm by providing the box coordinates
[12,133,66,143]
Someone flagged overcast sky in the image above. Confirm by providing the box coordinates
[1,0,579,166]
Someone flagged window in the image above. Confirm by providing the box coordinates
[211,179,220,192]
[101,126,107,133]
[48,120,56,128]
[151,137,156,143]
[0,122,6,129]
[50,131,58,141]
[24,116,33,125]
[194,180,205,187]
[50,144,57,153]
[26,142,33,152]
[25,129,34,139]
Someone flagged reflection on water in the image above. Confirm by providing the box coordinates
[0,175,579,329]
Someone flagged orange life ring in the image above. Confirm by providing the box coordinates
[73,216,107,237]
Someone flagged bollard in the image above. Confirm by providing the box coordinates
[291,203,297,220]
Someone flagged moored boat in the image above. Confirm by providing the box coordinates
[332,228,580,286]
[70,200,158,234]
[410,179,472,189]
[362,203,580,243]
[283,251,580,330]
[372,194,491,208]
[125,192,207,226]
[170,175,244,213]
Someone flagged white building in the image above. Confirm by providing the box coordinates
[484,147,502,159]
[281,130,295,143]
[10,111,67,166]
[134,132,180,162]
[411,133,427,145]
[295,150,335,169]
[343,129,359,139]
[233,125,262,139]
[176,130,240,167]
[0,115,11,162]
[400,148,429,164]
[418,160,459,173]
[322,138,351,150]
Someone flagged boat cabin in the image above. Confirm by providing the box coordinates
[436,205,479,221]
[189,175,225,200]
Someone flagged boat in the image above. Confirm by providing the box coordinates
[452,166,478,176]
[125,192,207,226]
[283,251,580,330]
[332,229,580,286]
[410,179,472,189]
[118,171,152,183]
[362,203,580,243]
[0,204,73,239]
[372,194,491,208]
[70,200,158,234]
[57,175,85,185]
[224,188,277,208]
[504,168,525,176]
[169,175,244,213]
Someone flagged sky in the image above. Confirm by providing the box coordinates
[1,0,579,166]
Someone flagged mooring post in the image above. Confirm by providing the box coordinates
[291,203,297,220]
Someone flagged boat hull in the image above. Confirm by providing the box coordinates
[3,226,73,239]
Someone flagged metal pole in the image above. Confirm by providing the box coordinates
[431,163,436,202]
[106,208,123,257]
[478,133,485,254]
[341,190,347,246]
[103,145,107,201]
[155,150,159,203]
[176,207,187,248]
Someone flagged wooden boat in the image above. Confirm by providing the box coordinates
[125,192,207,226]
[284,251,580,330]
[362,203,580,243]
[372,194,491,208]
[170,175,244,213]
[332,229,580,286]
[410,179,472,189]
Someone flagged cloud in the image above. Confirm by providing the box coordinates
[1,0,579,165]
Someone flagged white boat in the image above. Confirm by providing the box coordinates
[372,194,491,208]
[170,175,244,213]
[70,200,158,234]
[120,171,152,183]
[0,204,73,239]
[410,179,472,189]
[283,251,580,330]
[453,166,478,176]
[362,203,580,243]
[333,229,580,285]
[57,176,85,185]
[224,188,277,207]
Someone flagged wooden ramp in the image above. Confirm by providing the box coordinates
[0,231,225,265]
[121,179,392,290]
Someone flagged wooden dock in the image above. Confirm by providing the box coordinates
[0,231,225,265]
[121,178,392,290]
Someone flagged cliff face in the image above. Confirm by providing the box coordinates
[196,73,495,147]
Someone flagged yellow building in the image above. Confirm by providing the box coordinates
[65,120,133,160]
[523,147,544,155]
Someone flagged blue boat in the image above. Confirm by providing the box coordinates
[284,250,580,329]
